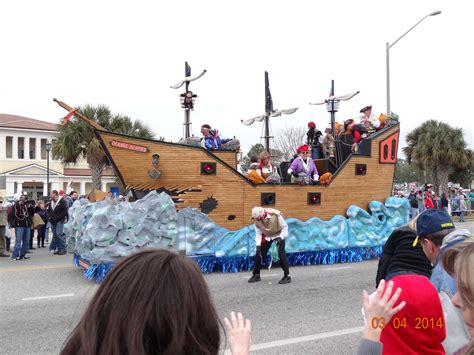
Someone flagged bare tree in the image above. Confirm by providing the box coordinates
[273,126,307,161]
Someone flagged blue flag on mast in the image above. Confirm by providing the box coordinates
[185,62,191,77]
[265,71,273,114]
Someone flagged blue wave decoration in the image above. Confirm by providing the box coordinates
[71,196,409,281]
[185,196,408,257]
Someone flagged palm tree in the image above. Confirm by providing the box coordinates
[403,120,470,196]
[52,104,154,190]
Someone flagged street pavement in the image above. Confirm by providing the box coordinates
[1,220,473,355]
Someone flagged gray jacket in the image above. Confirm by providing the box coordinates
[357,339,382,355]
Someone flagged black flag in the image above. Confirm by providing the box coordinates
[265,71,273,114]
[185,62,191,77]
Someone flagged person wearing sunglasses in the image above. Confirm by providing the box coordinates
[287,144,319,184]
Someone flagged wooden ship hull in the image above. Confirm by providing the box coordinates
[94,124,399,230]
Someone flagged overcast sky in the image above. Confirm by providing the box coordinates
[1,0,473,156]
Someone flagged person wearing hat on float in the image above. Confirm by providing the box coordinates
[248,207,291,284]
[306,121,323,160]
[410,209,472,295]
[201,124,232,150]
[287,144,319,184]
[343,119,368,144]
[322,127,335,160]
[200,124,212,148]
[358,105,380,134]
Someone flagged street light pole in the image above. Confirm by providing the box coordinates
[45,141,51,197]
[386,10,441,116]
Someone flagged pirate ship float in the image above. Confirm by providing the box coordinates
[55,68,408,279]
[54,65,403,231]
[53,99,401,231]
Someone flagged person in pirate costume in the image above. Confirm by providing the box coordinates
[287,144,319,184]
[248,207,291,284]
[344,119,368,144]
[306,121,323,159]
[358,105,380,134]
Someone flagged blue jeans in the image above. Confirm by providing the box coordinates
[45,222,51,242]
[12,227,30,259]
[311,147,322,160]
[460,211,466,222]
[409,207,418,219]
[51,221,66,253]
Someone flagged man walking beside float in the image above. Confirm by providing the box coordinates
[248,207,291,285]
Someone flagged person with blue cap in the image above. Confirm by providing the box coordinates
[410,209,472,295]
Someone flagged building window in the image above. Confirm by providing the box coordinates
[6,136,13,158]
[51,139,57,160]
[41,139,47,159]
[29,138,36,159]
[18,137,24,159]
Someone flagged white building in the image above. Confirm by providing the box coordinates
[0,114,120,200]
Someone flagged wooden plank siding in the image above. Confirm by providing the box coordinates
[211,151,237,168]
[97,126,398,230]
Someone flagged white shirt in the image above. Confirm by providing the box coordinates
[254,214,289,246]
[51,196,62,210]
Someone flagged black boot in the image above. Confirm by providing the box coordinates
[279,275,292,284]
[248,274,261,283]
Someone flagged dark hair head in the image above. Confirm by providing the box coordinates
[250,156,258,163]
[61,250,220,355]
[344,119,354,131]
[69,191,77,196]
[420,228,455,247]
[51,190,58,196]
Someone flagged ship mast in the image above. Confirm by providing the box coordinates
[310,81,359,167]
[241,71,298,152]
[170,62,206,140]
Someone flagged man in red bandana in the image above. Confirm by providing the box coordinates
[287,144,319,184]
[248,207,291,285]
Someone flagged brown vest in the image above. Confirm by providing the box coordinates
[255,213,281,237]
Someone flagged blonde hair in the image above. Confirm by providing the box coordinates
[442,241,474,354]
[259,150,270,160]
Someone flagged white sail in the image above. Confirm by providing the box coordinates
[170,70,207,89]
[310,91,360,105]
[271,107,299,117]
[241,114,268,126]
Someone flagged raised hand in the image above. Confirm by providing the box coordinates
[224,312,251,355]
[362,279,406,342]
